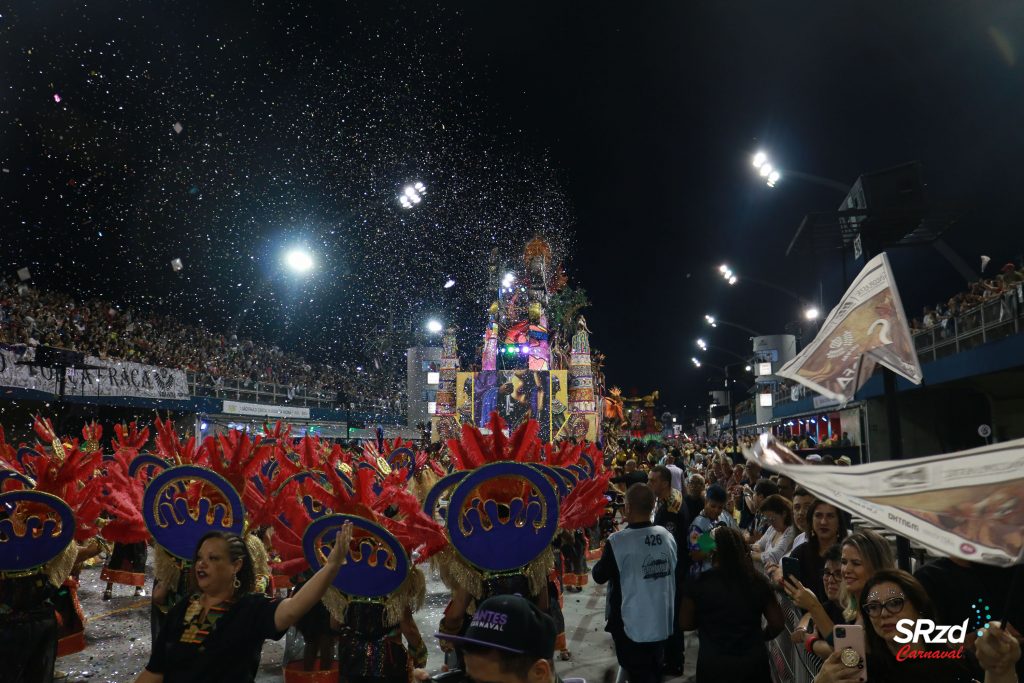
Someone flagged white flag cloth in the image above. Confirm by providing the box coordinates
[747,434,1024,565]
[776,252,922,405]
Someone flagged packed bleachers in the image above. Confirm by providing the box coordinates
[0,279,405,411]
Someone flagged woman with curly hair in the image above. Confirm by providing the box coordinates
[679,525,784,682]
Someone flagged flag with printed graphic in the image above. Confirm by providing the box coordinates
[776,252,922,405]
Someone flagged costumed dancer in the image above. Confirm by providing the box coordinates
[99,422,151,600]
[144,417,276,641]
[11,417,113,660]
[273,438,449,683]
[0,425,82,683]
[267,432,356,680]
[432,413,610,667]
[132,426,352,683]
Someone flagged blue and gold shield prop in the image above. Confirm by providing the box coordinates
[15,447,43,479]
[143,465,245,561]
[529,463,570,500]
[387,447,416,482]
[302,513,409,598]
[423,470,469,523]
[446,461,559,572]
[0,490,76,572]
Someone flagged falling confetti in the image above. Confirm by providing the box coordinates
[0,3,576,407]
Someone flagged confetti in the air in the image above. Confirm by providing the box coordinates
[53,93,61,103]
[171,258,183,272]
[17,268,31,281]
[173,122,183,134]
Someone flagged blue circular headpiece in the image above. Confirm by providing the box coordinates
[568,464,590,481]
[128,453,172,481]
[529,463,570,500]
[386,447,416,482]
[579,452,596,477]
[423,470,469,523]
[143,465,245,561]
[0,490,76,572]
[446,461,559,572]
[303,513,409,598]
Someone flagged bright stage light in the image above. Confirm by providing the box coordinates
[285,249,314,273]
[752,151,767,169]
[426,319,443,334]
[804,307,820,321]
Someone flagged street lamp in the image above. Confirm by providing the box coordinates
[719,264,738,286]
[426,319,443,334]
[691,357,702,368]
[804,307,820,321]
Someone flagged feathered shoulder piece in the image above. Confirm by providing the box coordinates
[446,412,542,470]
[9,417,104,542]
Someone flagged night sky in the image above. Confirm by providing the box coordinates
[4,1,1024,415]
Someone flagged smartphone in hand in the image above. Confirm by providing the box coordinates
[781,556,802,584]
[833,625,867,683]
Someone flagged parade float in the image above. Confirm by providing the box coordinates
[437,237,602,445]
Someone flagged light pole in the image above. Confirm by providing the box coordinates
[691,357,752,451]
[704,315,763,337]
[718,264,820,322]
[751,151,851,194]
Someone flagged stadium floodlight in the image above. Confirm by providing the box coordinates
[752,151,781,188]
[426,319,443,334]
[399,182,427,209]
[804,307,820,321]
[285,249,314,273]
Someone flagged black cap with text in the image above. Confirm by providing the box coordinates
[435,594,557,661]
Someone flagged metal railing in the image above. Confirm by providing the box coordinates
[768,591,823,683]
[186,371,406,418]
[912,284,1023,362]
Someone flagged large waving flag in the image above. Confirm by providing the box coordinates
[747,434,1024,565]
[776,252,922,405]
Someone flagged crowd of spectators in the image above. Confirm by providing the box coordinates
[599,439,1023,683]
[911,261,1024,334]
[0,279,405,412]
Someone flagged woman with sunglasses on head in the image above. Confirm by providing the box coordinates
[769,500,849,601]
[814,569,1020,682]
[134,523,353,683]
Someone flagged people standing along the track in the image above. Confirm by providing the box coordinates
[648,465,690,676]
[134,525,352,683]
[687,484,736,579]
[679,526,784,682]
[769,500,848,601]
[593,484,677,683]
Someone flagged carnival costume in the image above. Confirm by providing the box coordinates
[99,422,151,599]
[272,435,448,683]
[432,412,610,662]
[0,418,114,679]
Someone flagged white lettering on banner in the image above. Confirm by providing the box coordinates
[0,348,190,400]
[222,400,311,419]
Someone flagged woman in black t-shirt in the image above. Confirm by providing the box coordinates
[679,526,784,682]
[134,524,352,683]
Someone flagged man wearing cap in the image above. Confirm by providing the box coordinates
[593,483,677,683]
[436,594,559,683]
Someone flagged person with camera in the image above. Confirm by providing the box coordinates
[435,594,560,683]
